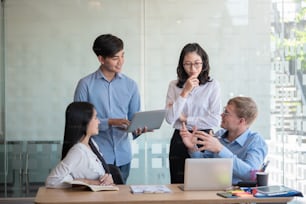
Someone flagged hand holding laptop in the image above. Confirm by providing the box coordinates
[109,118,148,135]
[111,110,166,139]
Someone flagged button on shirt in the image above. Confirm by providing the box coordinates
[74,69,140,166]
[190,129,268,184]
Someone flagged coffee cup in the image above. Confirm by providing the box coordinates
[256,171,269,186]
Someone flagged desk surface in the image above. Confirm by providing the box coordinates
[35,184,294,204]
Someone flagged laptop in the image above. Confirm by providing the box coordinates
[180,158,233,191]
[126,109,166,133]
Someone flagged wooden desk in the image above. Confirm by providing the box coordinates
[35,184,294,204]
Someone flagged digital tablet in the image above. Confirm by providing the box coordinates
[126,109,166,133]
[255,185,293,195]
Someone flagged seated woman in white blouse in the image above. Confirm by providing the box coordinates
[46,102,114,188]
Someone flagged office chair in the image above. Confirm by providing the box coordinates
[108,164,124,184]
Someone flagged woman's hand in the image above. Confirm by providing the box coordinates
[99,173,114,186]
[180,75,199,97]
[74,178,101,185]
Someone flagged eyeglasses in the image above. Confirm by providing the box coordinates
[183,62,203,69]
[222,107,232,116]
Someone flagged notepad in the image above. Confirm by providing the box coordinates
[65,180,119,192]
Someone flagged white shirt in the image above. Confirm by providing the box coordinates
[165,79,221,131]
[45,142,106,188]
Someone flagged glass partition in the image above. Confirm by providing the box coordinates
[0,0,305,198]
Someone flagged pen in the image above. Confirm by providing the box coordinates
[261,160,270,172]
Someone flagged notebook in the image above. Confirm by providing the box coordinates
[180,158,233,191]
[126,109,166,133]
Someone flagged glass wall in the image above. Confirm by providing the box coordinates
[0,0,305,199]
[270,0,306,194]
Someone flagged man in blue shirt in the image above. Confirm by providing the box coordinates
[180,96,268,184]
[74,34,144,183]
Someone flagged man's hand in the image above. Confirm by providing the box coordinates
[180,122,197,149]
[109,118,130,129]
[194,131,222,153]
[179,114,187,123]
[133,127,150,137]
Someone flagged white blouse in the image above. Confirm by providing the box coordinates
[165,79,222,131]
[45,142,106,188]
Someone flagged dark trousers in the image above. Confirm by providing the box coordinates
[169,129,190,184]
[169,129,212,184]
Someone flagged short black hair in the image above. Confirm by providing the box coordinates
[92,34,124,57]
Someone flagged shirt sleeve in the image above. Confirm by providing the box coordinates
[127,83,141,120]
[165,81,186,126]
[74,79,88,102]
[73,78,109,131]
[217,137,268,181]
[45,147,82,188]
[189,130,268,182]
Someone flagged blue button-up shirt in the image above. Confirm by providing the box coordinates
[74,68,140,166]
[190,128,268,184]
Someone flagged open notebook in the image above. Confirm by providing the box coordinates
[180,158,233,191]
[65,180,119,192]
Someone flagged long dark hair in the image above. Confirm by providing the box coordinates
[176,43,211,88]
[61,102,94,159]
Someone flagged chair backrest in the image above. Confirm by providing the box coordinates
[108,164,124,184]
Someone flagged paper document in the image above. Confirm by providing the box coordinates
[130,185,171,194]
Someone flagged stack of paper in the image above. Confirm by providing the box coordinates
[130,185,171,194]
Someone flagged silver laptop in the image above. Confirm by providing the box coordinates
[126,109,166,132]
[180,158,233,191]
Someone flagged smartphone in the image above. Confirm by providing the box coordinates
[216,192,238,198]
[196,129,214,151]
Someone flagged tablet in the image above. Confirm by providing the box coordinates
[126,109,166,133]
[255,185,293,195]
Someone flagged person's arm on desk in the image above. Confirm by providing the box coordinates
[75,173,113,186]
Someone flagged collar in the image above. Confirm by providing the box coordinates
[221,129,250,146]
[95,68,123,81]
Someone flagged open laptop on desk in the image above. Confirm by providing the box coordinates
[179,158,233,191]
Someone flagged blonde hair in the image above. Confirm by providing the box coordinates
[228,96,258,125]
